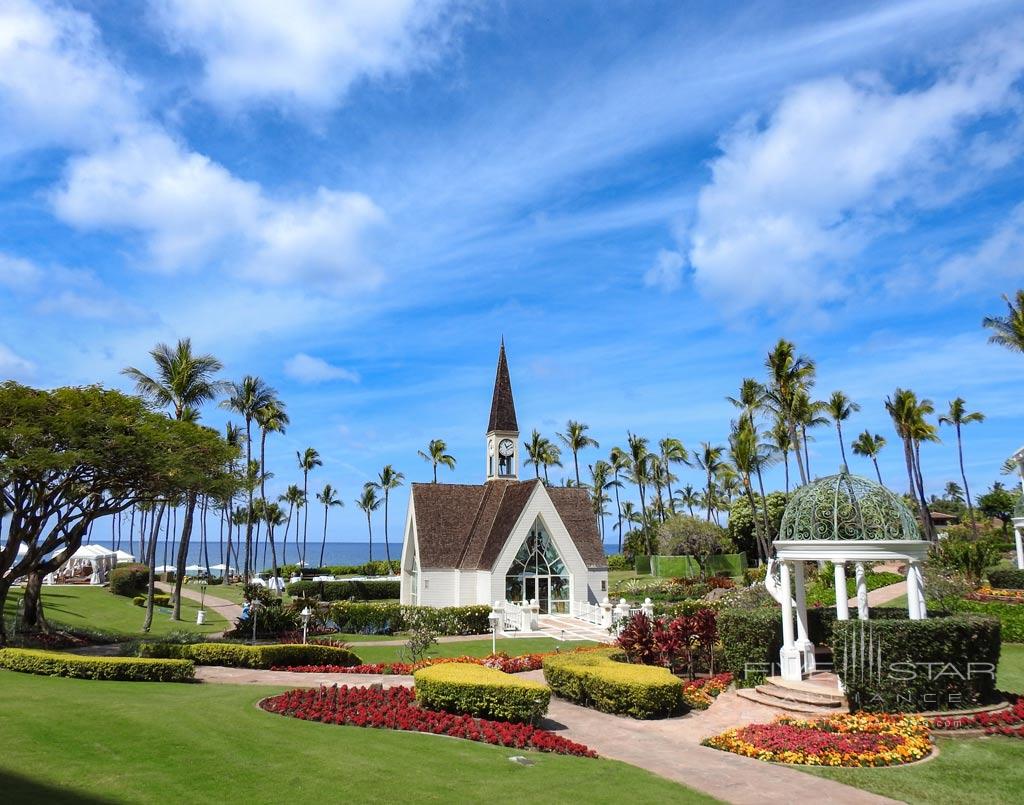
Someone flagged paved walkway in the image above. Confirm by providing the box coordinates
[847,579,907,609]
[534,614,613,642]
[196,665,415,687]
[156,581,243,637]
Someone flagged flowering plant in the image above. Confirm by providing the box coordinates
[930,694,1024,736]
[702,712,932,767]
[970,586,1024,603]
[681,673,733,710]
[261,684,596,757]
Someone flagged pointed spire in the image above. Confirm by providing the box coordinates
[487,340,518,433]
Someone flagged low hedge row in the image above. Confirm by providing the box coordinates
[139,642,362,669]
[948,598,1024,642]
[0,648,194,682]
[542,648,684,719]
[327,602,491,636]
[414,662,551,724]
[832,615,1001,713]
[132,594,171,608]
[286,579,400,601]
[988,569,1024,590]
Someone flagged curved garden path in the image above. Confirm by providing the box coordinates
[155,581,243,637]
[196,664,896,804]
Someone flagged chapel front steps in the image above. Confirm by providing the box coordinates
[735,672,847,715]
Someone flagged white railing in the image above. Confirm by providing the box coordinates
[570,599,603,626]
[503,600,524,632]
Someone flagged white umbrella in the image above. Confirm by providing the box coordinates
[184,564,204,573]
[154,564,175,573]
[113,549,136,563]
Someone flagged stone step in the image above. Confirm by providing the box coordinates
[755,682,844,709]
[766,675,845,702]
[735,687,841,715]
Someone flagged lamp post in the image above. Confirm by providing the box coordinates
[487,603,501,656]
[301,606,311,645]
[196,579,208,626]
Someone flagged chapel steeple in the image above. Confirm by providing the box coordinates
[486,340,519,480]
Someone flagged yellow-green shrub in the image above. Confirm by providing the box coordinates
[542,647,684,719]
[0,648,194,682]
[138,641,361,669]
[414,662,550,724]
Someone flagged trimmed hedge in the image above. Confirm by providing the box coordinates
[327,602,491,636]
[542,647,684,719]
[949,598,1024,642]
[0,648,194,682]
[832,615,1001,713]
[414,662,551,724]
[988,569,1024,590]
[286,579,400,601]
[138,641,362,669]
[651,553,748,579]
[132,593,171,608]
[109,563,149,597]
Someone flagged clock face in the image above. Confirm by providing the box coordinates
[498,439,515,457]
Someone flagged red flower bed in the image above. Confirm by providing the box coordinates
[271,649,596,675]
[930,695,1024,736]
[260,684,597,757]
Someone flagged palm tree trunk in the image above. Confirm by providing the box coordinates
[956,425,979,535]
[706,470,713,522]
[366,514,373,563]
[613,471,623,553]
[319,505,329,568]
[802,425,811,479]
[172,492,197,620]
[788,420,807,485]
[744,477,769,563]
[754,464,772,540]
[282,503,293,566]
[383,491,393,564]
[243,417,254,580]
[433,462,438,483]
[872,457,883,486]
[302,469,309,568]
[142,503,166,633]
[902,438,931,540]
[202,496,211,578]
[912,440,934,540]
[573,451,580,487]
[783,450,790,493]
[837,422,847,467]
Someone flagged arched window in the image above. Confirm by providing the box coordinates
[505,520,570,613]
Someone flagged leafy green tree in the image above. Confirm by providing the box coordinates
[0,383,236,642]
[851,431,886,485]
[417,439,456,483]
[978,482,1017,533]
[728,491,789,559]
[558,420,600,487]
[982,290,1024,353]
[939,397,985,534]
[656,515,730,579]
[315,483,343,567]
[122,338,226,619]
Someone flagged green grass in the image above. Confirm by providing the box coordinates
[3,586,227,638]
[997,643,1024,692]
[802,736,1024,804]
[0,671,715,804]
[349,637,598,665]
[181,581,250,605]
[608,569,650,587]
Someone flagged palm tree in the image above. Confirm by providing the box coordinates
[255,397,288,583]
[764,339,816,485]
[693,442,725,521]
[296,447,322,568]
[558,420,600,487]
[675,484,700,517]
[315,484,344,567]
[659,437,688,514]
[540,441,562,484]
[826,391,861,467]
[983,290,1024,352]
[851,431,886,485]
[944,481,965,503]
[793,389,828,478]
[524,430,547,479]
[122,337,225,620]
[221,422,244,582]
[885,389,936,539]
[769,416,792,493]
[278,484,304,565]
[608,446,630,548]
[222,376,277,579]
[626,433,651,520]
[589,460,618,541]
[370,465,404,567]
[261,501,286,594]
[417,439,456,482]
[356,484,382,562]
[728,419,770,562]
[615,501,642,551]
[939,397,985,534]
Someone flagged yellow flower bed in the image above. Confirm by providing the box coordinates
[702,712,932,767]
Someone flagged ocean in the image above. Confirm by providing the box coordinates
[82,539,624,570]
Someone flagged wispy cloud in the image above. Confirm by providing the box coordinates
[284,353,361,384]
[0,342,34,378]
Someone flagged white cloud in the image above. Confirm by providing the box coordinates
[0,0,137,155]
[150,0,467,110]
[643,249,685,292]
[0,342,34,378]
[0,252,41,289]
[52,129,385,289]
[938,203,1024,291]
[686,26,1024,314]
[284,352,360,384]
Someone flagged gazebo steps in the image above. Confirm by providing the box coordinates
[736,678,845,714]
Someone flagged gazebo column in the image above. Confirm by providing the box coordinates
[913,561,928,619]
[833,561,850,621]
[1014,519,1024,570]
[778,560,802,681]
[854,562,869,620]
[906,561,922,620]
[792,561,816,673]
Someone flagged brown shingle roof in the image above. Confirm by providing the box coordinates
[487,341,518,433]
[411,479,606,570]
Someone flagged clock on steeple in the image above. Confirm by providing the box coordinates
[486,341,519,480]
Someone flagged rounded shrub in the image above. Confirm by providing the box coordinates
[109,563,149,597]
[414,662,550,724]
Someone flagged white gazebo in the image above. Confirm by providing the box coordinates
[771,468,930,683]
[1008,445,1024,569]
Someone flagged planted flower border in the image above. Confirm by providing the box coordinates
[930,695,1024,737]
[702,713,932,767]
[260,684,596,757]
[271,647,609,675]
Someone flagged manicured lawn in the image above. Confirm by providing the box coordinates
[3,585,227,638]
[348,637,598,665]
[182,581,250,605]
[803,736,1024,804]
[0,672,714,804]
[318,632,412,643]
[997,642,1024,692]
[609,569,650,587]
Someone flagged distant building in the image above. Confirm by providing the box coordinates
[399,342,608,612]
[928,510,960,528]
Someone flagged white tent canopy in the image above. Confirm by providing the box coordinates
[64,545,118,585]
[113,549,136,564]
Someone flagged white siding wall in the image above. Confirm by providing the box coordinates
[419,570,460,608]
[587,569,609,604]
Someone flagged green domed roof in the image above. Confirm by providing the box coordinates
[777,468,922,542]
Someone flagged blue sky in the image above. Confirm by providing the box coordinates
[2,0,1024,541]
